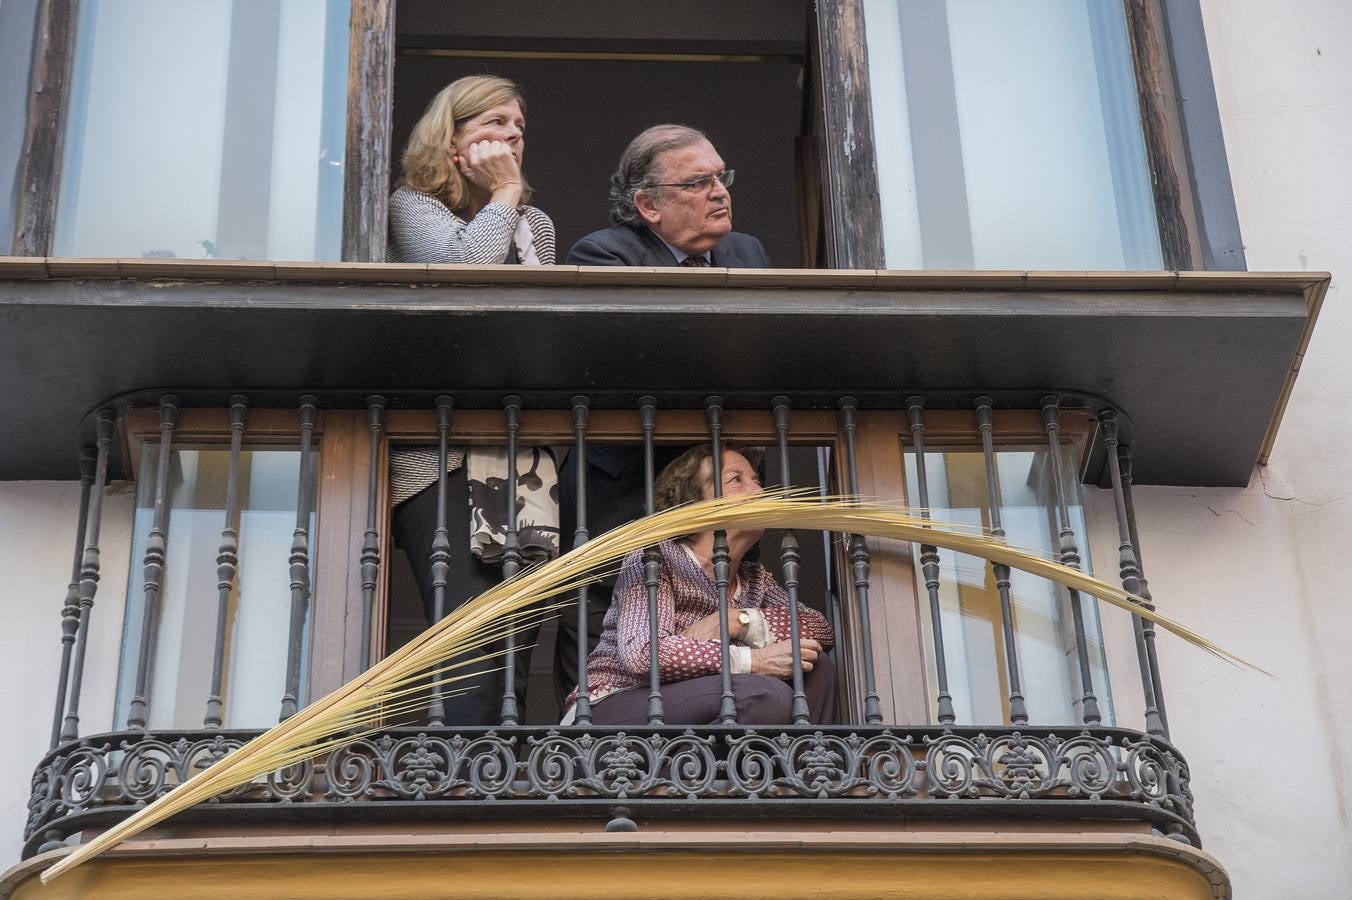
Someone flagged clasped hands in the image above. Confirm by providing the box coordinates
[679,610,822,678]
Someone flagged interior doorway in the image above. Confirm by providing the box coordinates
[390,0,818,267]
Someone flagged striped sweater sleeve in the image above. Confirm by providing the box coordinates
[388,187,520,264]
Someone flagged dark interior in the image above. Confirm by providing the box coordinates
[385,443,837,724]
[391,0,814,267]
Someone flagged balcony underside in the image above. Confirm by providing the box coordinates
[0,261,1326,485]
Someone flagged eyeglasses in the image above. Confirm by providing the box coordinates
[646,169,735,193]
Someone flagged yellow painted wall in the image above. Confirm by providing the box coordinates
[10,847,1217,900]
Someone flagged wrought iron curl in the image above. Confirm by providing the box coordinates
[1120,736,1179,808]
[38,743,108,828]
[924,734,984,798]
[1056,734,1119,800]
[325,737,382,801]
[724,733,784,798]
[524,732,585,798]
[265,758,315,803]
[858,733,920,799]
[461,733,519,798]
[117,736,178,804]
[663,733,719,798]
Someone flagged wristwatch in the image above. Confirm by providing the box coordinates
[734,610,752,643]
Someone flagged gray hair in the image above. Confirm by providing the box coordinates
[607,124,709,225]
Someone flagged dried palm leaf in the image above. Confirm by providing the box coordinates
[41,491,1257,883]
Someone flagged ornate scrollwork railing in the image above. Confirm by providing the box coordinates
[24,724,1195,858]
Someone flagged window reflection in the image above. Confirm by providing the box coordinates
[865,0,1163,269]
[904,446,1114,725]
[53,0,349,261]
[115,447,316,729]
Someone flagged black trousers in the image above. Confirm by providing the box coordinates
[589,654,837,726]
[391,470,536,726]
[554,446,684,708]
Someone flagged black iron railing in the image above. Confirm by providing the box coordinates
[28,390,1185,858]
[25,723,1196,859]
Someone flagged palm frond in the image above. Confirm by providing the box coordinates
[41,491,1259,883]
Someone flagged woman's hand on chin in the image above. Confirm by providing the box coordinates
[458,140,523,206]
[751,639,821,678]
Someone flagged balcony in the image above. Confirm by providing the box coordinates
[2,260,1324,898]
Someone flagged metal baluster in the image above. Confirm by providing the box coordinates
[427,396,453,726]
[279,396,318,721]
[1040,395,1102,726]
[772,397,810,724]
[570,396,593,726]
[49,447,96,749]
[204,396,247,729]
[705,397,738,725]
[127,395,180,731]
[1099,411,1164,737]
[1118,442,1169,736]
[498,395,524,725]
[640,396,665,725]
[818,450,844,666]
[359,396,386,672]
[974,397,1028,725]
[59,416,110,744]
[904,397,956,726]
[839,398,884,725]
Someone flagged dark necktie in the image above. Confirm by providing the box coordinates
[680,255,710,267]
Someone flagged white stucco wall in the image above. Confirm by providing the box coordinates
[3,4,1350,894]
[0,481,133,866]
[1083,2,1352,896]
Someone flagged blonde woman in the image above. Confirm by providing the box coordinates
[387,77,559,724]
[389,75,555,264]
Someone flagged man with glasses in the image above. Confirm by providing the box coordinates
[553,126,768,716]
[566,124,770,267]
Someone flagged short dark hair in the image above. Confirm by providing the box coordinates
[608,124,709,225]
[654,444,765,512]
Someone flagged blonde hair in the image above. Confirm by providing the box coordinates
[399,75,533,213]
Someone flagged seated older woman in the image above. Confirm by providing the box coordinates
[568,445,836,726]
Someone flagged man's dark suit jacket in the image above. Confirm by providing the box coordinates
[552,222,770,709]
[566,222,771,267]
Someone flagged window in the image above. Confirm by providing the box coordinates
[52,0,349,261]
[904,444,1114,725]
[114,446,317,729]
[864,0,1163,269]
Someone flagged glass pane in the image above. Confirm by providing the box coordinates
[53,0,349,261]
[115,447,317,729]
[865,0,1163,269]
[904,445,1114,725]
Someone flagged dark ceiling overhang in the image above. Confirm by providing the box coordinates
[0,259,1327,486]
